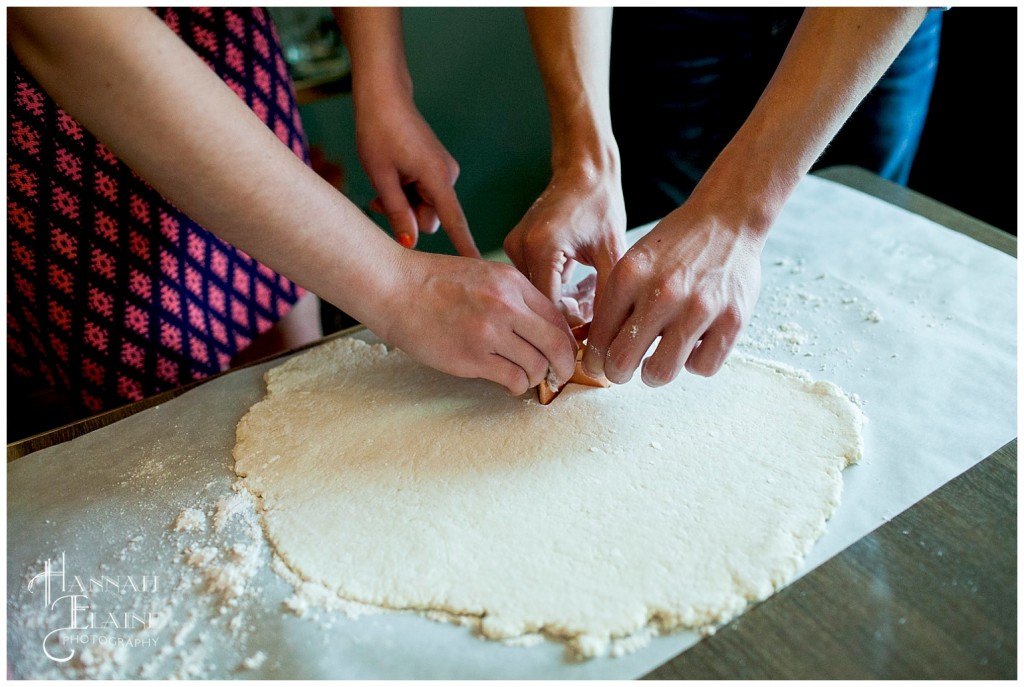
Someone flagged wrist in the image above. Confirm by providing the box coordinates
[351,79,417,140]
[306,217,409,343]
[690,134,802,242]
[346,243,418,344]
[352,63,414,112]
[549,122,620,183]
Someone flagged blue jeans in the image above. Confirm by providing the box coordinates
[610,9,942,227]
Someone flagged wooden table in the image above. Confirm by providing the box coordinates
[7,166,1016,678]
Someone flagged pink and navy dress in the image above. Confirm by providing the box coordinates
[8,8,309,419]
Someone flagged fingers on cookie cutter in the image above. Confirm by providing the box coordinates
[537,321,609,405]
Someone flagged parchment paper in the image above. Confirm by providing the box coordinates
[6,175,1016,678]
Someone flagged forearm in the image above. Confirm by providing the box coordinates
[695,7,928,238]
[510,8,627,304]
[524,7,618,174]
[335,8,412,106]
[8,8,402,331]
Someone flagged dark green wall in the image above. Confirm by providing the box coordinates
[299,7,553,256]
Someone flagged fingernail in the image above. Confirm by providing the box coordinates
[582,343,604,377]
[397,233,414,249]
[640,360,663,388]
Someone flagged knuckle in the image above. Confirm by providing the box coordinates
[719,304,744,332]
[490,261,518,282]
[498,262,529,287]
[653,272,686,303]
[480,292,520,320]
[431,159,454,181]
[522,226,553,255]
[506,369,529,396]
[687,293,713,322]
[474,316,500,344]
[615,253,644,281]
[502,232,519,257]
[481,290,510,317]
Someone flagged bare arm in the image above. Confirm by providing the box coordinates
[583,8,928,385]
[506,8,627,309]
[692,8,929,235]
[9,7,393,319]
[9,7,575,393]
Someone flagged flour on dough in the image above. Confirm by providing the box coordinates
[234,337,864,658]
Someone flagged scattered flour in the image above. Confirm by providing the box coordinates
[213,485,260,535]
[503,633,545,648]
[200,543,263,605]
[737,255,896,374]
[172,615,197,648]
[184,545,218,569]
[241,651,267,671]
[173,508,207,534]
[72,640,130,679]
[11,464,286,680]
[742,320,808,354]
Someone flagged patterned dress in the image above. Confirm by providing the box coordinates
[8,8,309,419]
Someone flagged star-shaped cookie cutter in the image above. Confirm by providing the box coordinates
[537,321,610,405]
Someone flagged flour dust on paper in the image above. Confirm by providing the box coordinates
[233,337,865,658]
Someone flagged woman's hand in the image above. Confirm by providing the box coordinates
[356,90,478,257]
[504,164,626,312]
[583,200,765,386]
[376,251,578,396]
[337,7,478,257]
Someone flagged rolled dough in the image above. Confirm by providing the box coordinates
[233,336,864,657]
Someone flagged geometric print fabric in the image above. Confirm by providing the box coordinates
[7,8,308,417]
